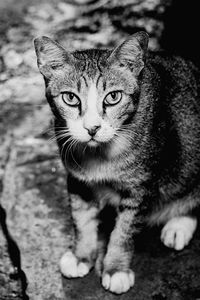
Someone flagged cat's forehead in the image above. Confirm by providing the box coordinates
[72,49,111,77]
[48,48,137,95]
[71,49,136,91]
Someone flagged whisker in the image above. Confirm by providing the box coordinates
[82,143,88,157]
[70,140,82,170]
[39,127,55,135]
[64,138,75,166]
[61,137,73,162]
[47,128,71,143]
[54,132,71,139]
[113,130,135,148]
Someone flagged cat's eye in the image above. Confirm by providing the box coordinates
[61,92,80,107]
[104,91,122,106]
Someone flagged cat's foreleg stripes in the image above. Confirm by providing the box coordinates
[102,198,141,294]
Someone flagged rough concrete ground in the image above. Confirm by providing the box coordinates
[0,0,200,299]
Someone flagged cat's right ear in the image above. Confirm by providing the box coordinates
[109,31,149,77]
[34,36,73,78]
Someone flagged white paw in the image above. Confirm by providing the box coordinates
[59,251,90,278]
[161,216,197,251]
[102,270,135,294]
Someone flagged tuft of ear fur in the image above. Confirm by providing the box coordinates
[34,36,73,78]
[109,31,149,76]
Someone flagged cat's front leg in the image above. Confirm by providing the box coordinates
[60,176,99,278]
[102,197,141,294]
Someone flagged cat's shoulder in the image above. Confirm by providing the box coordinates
[147,51,200,78]
[145,51,200,94]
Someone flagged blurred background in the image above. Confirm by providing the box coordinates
[1,1,200,300]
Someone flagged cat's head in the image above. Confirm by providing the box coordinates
[34,32,148,152]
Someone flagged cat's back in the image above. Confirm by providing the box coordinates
[147,52,200,183]
[147,52,200,96]
[146,52,200,118]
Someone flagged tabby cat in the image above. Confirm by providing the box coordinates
[34,32,200,294]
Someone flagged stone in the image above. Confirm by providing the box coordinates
[3,50,23,69]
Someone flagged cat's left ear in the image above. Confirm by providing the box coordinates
[34,36,73,78]
[109,31,149,76]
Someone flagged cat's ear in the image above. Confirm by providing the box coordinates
[34,36,73,78]
[109,31,149,76]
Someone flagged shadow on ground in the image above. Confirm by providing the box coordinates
[63,226,200,300]
[0,204,28,299]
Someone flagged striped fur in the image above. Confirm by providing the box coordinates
[34,32,200,294]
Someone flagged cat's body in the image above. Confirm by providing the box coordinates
[34,32,200,294]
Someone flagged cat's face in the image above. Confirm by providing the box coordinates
[34,32,148,150]
[48,60,139,147]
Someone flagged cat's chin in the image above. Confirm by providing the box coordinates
[87,140,99,147]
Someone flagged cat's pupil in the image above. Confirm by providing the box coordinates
[111,92,117,99]
[68,93,74,100]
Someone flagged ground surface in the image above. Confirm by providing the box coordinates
[0,0,200,299]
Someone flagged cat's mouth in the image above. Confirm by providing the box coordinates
[87,138,99,147]
[86,134,114,147]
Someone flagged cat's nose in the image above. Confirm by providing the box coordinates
[87,125,101,137]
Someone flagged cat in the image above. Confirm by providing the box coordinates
[34,31,200,294]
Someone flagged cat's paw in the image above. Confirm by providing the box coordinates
[59,251,90,278]
[161,216,197,250]
[102,270,135,294]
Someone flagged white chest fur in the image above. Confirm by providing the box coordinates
[69,158,117,183]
